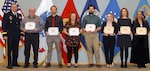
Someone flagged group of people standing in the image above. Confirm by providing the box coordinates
[2,3,149,69]
[102,8,150,68]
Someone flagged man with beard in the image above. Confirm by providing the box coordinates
[82,5,102,68]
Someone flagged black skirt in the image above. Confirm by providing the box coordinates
[130,35,150,64]
[117,35,132,47]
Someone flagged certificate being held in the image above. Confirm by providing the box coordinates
[104,26,114,34]
[136,27,147,35]
[69,28,79,36]
[85,24,96,32]
[48,27,59,35]
[25,22,36,30]
[120,26,131,34]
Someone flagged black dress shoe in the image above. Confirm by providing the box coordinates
[142,64,146,68]
[34,64,38,68]
[137,64,142,68]
[124,64,127,68]
[7,66,13,69]
[23,64,29,68]
[120,64,123,68]
[12,64,21,67]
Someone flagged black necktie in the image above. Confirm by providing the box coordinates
[14,12,17,17]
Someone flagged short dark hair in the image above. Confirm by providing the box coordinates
[88,5,95,9]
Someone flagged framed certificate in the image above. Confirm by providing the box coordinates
[104,26,114,34]
[69,28,79,36]
[25,22,36,30]
[136,27,147,35]
[85,24,96,32]
[48,27,59,35]
[120,26,131,34]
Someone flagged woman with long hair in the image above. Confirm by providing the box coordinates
[130,11,150,68]
[117,8,132,68]
[101,13,117,68]
[63,12,82,68]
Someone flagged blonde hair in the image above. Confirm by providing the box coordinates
[106,13,115,23]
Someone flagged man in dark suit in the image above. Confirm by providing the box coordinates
[2,4,23,69]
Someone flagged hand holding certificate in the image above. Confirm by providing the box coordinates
[85,24,96,32]
[120,26,131,35]
[136,27,147,35]
[104,26,114,34]
[48,27,59,35]
[25,22,36,30]
[69,28,79,36]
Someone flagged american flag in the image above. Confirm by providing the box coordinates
[2,0,23,15]
[0,0,24,61]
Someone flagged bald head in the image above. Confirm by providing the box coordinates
[29,7,36,17]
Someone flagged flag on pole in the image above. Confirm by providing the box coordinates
[35,0,53,65]
[61,0,80,64]
[1,0,24,61]
[101,0,120,57]
[80,0,101,50]
[0,9,6,61]
[134,0,150,25]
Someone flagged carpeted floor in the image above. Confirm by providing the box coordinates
[0,63,150,71]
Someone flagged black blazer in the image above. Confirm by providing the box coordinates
[132,19,149,35]
[44,15,64,33]
[101,22,117,34]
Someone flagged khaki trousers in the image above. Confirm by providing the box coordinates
[85,32,101,65]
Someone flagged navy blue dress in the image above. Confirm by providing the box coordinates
[117,18,132,47]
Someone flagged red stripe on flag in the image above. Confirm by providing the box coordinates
[0,39,5,47]
[0,15,2,21]
[20,10,24,17]
[3,53,6,59]
[60,33,68,64]
[61,42,68,64]
[0,27,2,32]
